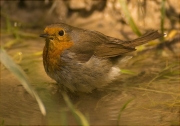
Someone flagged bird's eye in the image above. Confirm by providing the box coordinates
[58,30,65,36]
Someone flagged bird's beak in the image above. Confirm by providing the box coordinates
[39,33,49,38]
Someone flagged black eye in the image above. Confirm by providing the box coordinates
[59,30,64,36]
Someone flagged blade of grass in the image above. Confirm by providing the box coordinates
[12,27,20,40]
[146,64,177,87]
[0,48,46,116]
[130,87,180,96]
[117,98,134,125]
[31,51,43,57]
[119,0,141,36]
[60,111,68,126]
[0,120,4,126]
[5,13,11,33]
[62,92,89,126]
[160,0,166,35]
[120,69,136,75]
[3,39,21,49]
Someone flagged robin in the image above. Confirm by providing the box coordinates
[40,23,162,92]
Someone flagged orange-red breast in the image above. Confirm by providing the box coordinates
[40,23,162,92]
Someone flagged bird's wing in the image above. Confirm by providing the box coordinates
[94,30,163,58]
[94,43,135,58]
[68,30,162,61]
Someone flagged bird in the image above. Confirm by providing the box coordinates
[40,23,163,92]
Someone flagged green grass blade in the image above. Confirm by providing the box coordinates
[119,0,141,36]
[0,120,4,126]
[120,69,136,75]
[161,0,166,34]
[0,48,46,116]
[62,93,89,126]
[117,98,134,125]
[5,15,11,33]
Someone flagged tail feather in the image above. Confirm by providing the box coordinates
[123,30,163,47]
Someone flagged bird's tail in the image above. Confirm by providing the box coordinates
[123,30,163,47]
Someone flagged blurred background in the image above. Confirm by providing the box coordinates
[0,0,180,125]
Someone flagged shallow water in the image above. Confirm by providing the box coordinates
[1,35,179,125]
